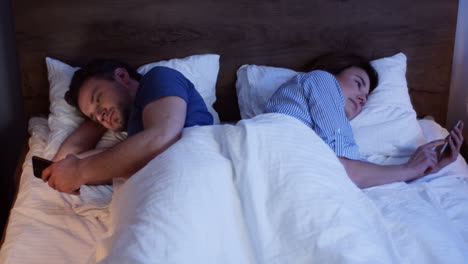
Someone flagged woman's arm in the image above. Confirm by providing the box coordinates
[339,139,453,188]
[53,119,107,161]
[342,121,465,189]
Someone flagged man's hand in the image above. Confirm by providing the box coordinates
[404,140,444,181]
[41,154,85,195]
[52,120,107,162]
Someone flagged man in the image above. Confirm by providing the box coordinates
[265,53,464,188]
[42,59,213,195]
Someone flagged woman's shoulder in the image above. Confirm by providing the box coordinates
[301,69,334,79]
[297,70,337,87]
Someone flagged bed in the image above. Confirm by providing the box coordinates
[2,0,467,263]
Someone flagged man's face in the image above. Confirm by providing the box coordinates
[78,77,133,131]
[335,66,371,120]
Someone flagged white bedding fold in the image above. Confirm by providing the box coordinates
[97,114,402,263]
[97,125,255,263]
[362,118,468,264]
[4,115,468,264]
[0,118,112,264]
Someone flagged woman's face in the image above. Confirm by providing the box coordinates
[335,67,370,120]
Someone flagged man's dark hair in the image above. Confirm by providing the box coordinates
[305,52,379,93]
[65,59,142,109]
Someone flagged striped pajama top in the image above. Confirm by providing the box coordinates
[264,70,360,160]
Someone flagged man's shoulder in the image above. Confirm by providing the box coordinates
[142,66,181,80]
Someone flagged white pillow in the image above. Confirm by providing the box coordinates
[137,54,220,123]
[235,53,427,158]
[44,58,86,159]
[43,54,221,159]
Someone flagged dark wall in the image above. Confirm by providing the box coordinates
[0,0,26,240]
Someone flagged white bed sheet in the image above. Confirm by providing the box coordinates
[0,117,112,264]
[96,114,468,264]
[1,116,467,264]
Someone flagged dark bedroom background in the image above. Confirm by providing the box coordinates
[0,0,26,240]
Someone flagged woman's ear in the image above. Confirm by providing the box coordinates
[114,67,131,84]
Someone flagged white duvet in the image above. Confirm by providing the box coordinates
[95,114,468,264]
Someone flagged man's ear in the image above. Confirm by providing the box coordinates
[114,68,131,84]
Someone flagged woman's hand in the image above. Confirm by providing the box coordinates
[404,140,444,181]
[426,121,464,174]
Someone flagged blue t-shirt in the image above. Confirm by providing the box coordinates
[264,70,360,160]
[127,66,213,136]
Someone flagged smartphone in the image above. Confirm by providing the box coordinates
[32,156,53,179]
[437,120,463,161]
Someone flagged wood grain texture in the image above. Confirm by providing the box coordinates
[13,0,458,124]
[462,130,468,160]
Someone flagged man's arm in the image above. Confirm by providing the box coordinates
[42,96,186,194]
[53,120,107,161]
[74,148,108,159]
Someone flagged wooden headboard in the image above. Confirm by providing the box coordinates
[13,0,458,124]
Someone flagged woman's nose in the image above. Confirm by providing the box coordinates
[357,95,366,105]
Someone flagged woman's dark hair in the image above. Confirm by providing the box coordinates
[65,59,142,108]
[305,52,379,93]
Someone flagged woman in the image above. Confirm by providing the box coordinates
[264,53,464,188]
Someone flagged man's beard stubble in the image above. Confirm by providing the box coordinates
[118,104,131,132]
